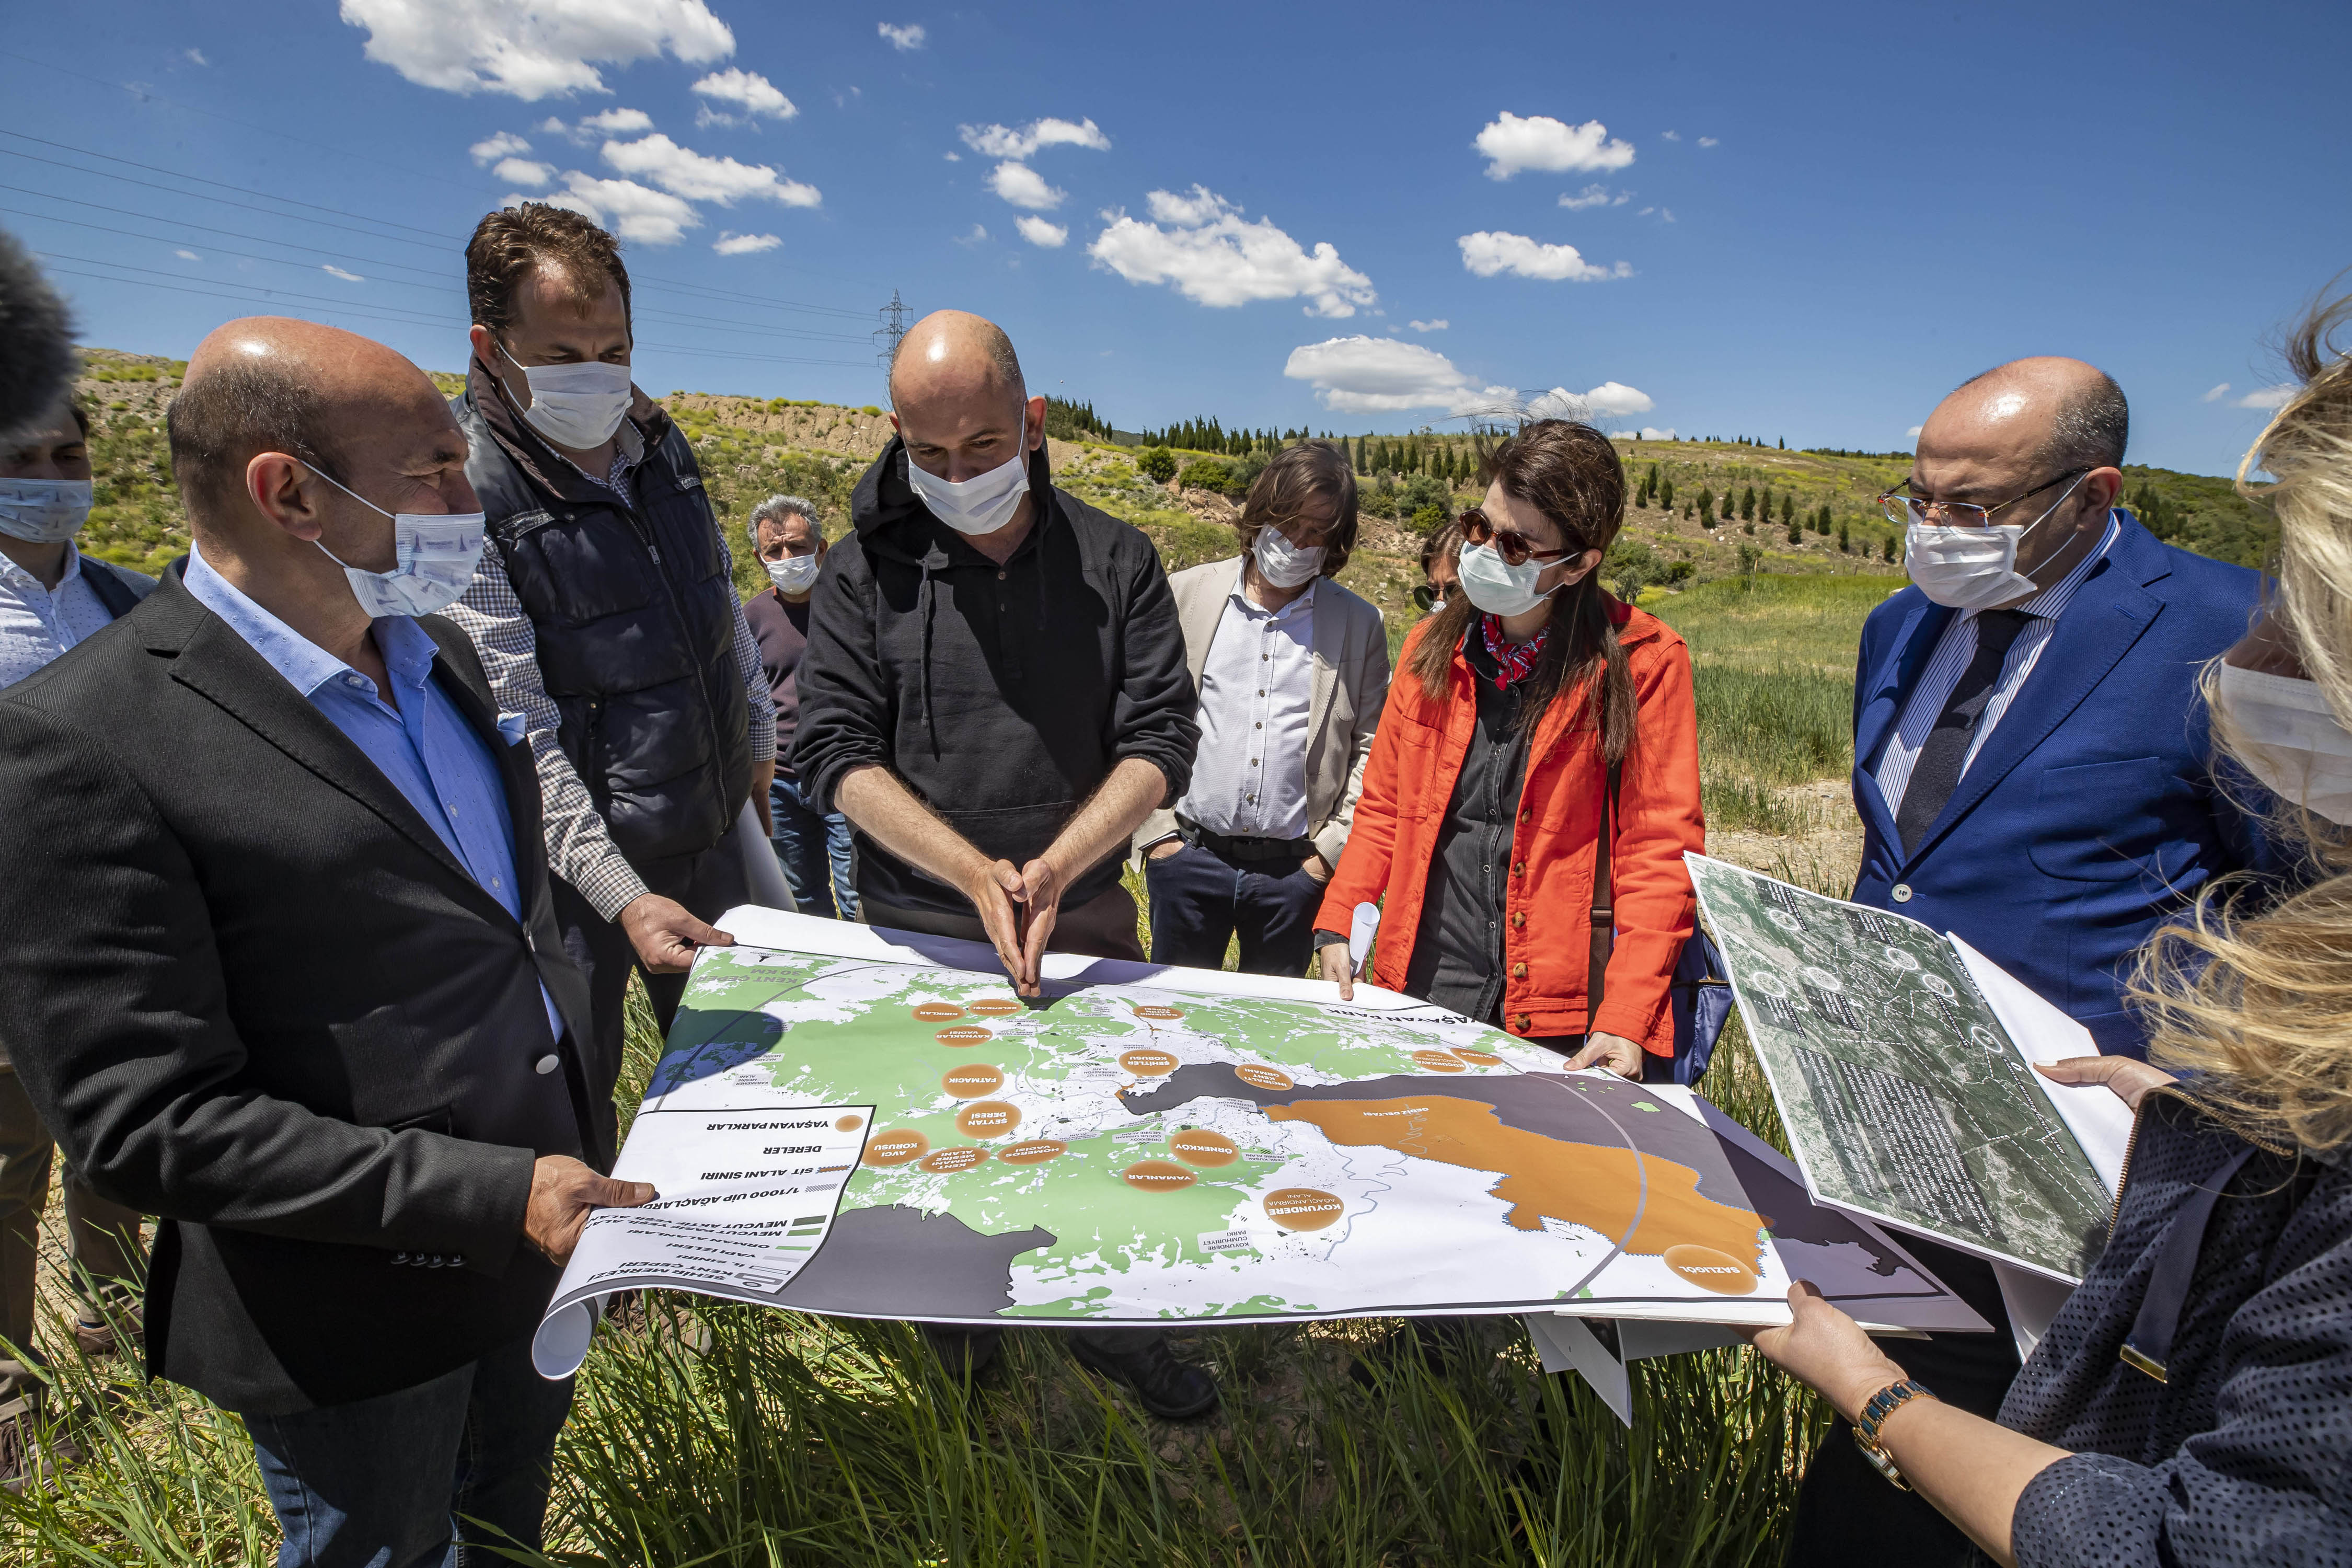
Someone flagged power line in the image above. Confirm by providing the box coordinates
[0,129,455,240]
[0,145,451,252]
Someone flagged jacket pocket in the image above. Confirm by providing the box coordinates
[2025,757,2183,882]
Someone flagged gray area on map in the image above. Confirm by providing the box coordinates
[1686,856,2109,1278]
[775,1206,1057,1320]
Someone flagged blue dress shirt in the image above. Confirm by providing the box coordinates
[182,543,564,1045]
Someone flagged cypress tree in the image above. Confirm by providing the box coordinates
[1740,486,1757,521]
[1660,477,1675,510]
[1882,535,1898,563]
[1786,513,1803,545]
[1839,519,1851,552]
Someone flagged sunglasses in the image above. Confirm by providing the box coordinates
[1458,506,1574,568]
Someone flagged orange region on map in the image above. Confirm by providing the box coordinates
[1263,1096,1763,1262]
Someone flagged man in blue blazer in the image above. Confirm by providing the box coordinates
[1792,357,2266,1565]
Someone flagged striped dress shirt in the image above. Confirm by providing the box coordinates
[1873,512,2121,820]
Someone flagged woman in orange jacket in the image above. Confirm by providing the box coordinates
[1311,419,1704,1078]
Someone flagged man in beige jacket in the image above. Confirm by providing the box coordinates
[1134,443,1389,975]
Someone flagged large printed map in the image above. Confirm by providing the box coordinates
[531,910,1978,1375]
[1685,855,2112,1281]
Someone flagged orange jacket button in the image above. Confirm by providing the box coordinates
[1510,962,1527,979]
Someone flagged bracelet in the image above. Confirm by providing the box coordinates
[1851,1378,1936,1491]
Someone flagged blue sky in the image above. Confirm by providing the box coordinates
[3,0,2345,476]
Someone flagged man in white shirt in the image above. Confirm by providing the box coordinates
[0,395,151,1469]
[1134,443,1390,975]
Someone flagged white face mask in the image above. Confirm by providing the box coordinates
[1904,475,2086,610]
[1457,540,1565,618]
[0,477,92,543]
[1253,525,1325,589]
[766,552,821,595]
[2212,661,2352,825]
[308,467,488,619]
[905,445,1030,537]
[498,340,632,452]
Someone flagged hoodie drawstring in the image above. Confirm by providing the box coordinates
[918,546,946,757]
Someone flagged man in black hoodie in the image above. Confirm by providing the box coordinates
[793,310,1214,1419]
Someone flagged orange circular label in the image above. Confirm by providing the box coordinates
[1169,1128,1240,1168]
[912,1002,965,1022]
[941,1063,1006,1098]
[1453,1050,1504,1067]
[954,1100,1021,1138]
[1132,1004,1184,1020]
[936,1027,993,1047]
[1412,1050,1467,1073]
[1663,1244,1760,1296]
[863,1129,929,1167]
[1263,1188,1345,1230]
[918,1146,988,1174]
[999,1139,1067,1165]
[835,1114,866,1131]
[1234,1063,1294,1091]
[1120,1048,1179,1076]
[969,997,1025,1016]
[1121,1159,1197,1192]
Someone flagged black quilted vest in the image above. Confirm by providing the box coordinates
[453,376,752,872]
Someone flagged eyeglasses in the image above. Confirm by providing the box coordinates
[1412,583,1450,611]
[1877,467,2091,530]
[1457,506,1573,567]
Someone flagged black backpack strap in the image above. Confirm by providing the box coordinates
[1587,758,1622,1034]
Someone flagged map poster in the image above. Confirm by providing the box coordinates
[1684,854,2114,1283]
[533,907,1981,1378]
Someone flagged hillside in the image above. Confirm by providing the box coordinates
[64,352,2276,629]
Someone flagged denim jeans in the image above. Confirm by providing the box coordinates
[1144,840,1326,977]
[243,1331,573,1568]
[769,771,858,921]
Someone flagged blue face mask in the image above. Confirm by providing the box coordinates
[308,466,488,619]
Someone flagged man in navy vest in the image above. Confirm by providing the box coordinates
[445,205,777,1148]
[1789,358,2269,1563]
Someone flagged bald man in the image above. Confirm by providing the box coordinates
[792,310,1214,1419]
[0,318,649,1560]
[1790,359,2269,1564]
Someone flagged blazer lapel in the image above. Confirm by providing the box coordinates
[158,592,483,896]
[1853,599,1949,844]
[1178,566,1224,687]
[1306,582,1339,759]
[1903,568,2162,869]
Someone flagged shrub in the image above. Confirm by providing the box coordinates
[1397,474,1451,529]
[1136,447,1178,483]
[1181,459,1236,495]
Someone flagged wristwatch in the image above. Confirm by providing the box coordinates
[1852,1379,1936,1490]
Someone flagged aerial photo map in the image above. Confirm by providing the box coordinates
[531,910,1974,1375]
[1684,854,2113,1282]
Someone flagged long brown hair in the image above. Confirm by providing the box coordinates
[1405,419,1635,763]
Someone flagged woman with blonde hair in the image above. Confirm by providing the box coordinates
[1747,290,2352,1565]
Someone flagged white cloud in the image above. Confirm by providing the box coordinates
[494,157,555,186]
[1661,130,1681,141]
[1560,183,1629,210]
[879,21,925,50]
[527,173,700,244]
[1090,186,1376,317]
[1408,318,1448,332]
[602,133,820,206]
[174,249,201,261]
[692,67,795,124]
[1474,112,1635,179]
[1578,381,1654,418]
[2238,385,2296,410]
[578,107,654,135]
[1458,230,1631,282]
[535,115,567,134]
[1697,136,1719,147]
[942,151,960,162]
[2201,382,2232,402]
[1906,424,1924,440]
[470,131,533,164]
[958,117,1110,160]
[339,0,733,100]
[321,263,365,282]
[1283,336,1493,413]
[1627,426,1676,441]
[987,162,1065,210]
[185,48,209,66]
[713,231,780,255]
[1015,214,1068,248]
[953,223,988,246]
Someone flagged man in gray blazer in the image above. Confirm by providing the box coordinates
[1134,443,1390,975]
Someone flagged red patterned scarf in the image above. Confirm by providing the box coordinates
[1481,614,1548,688]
